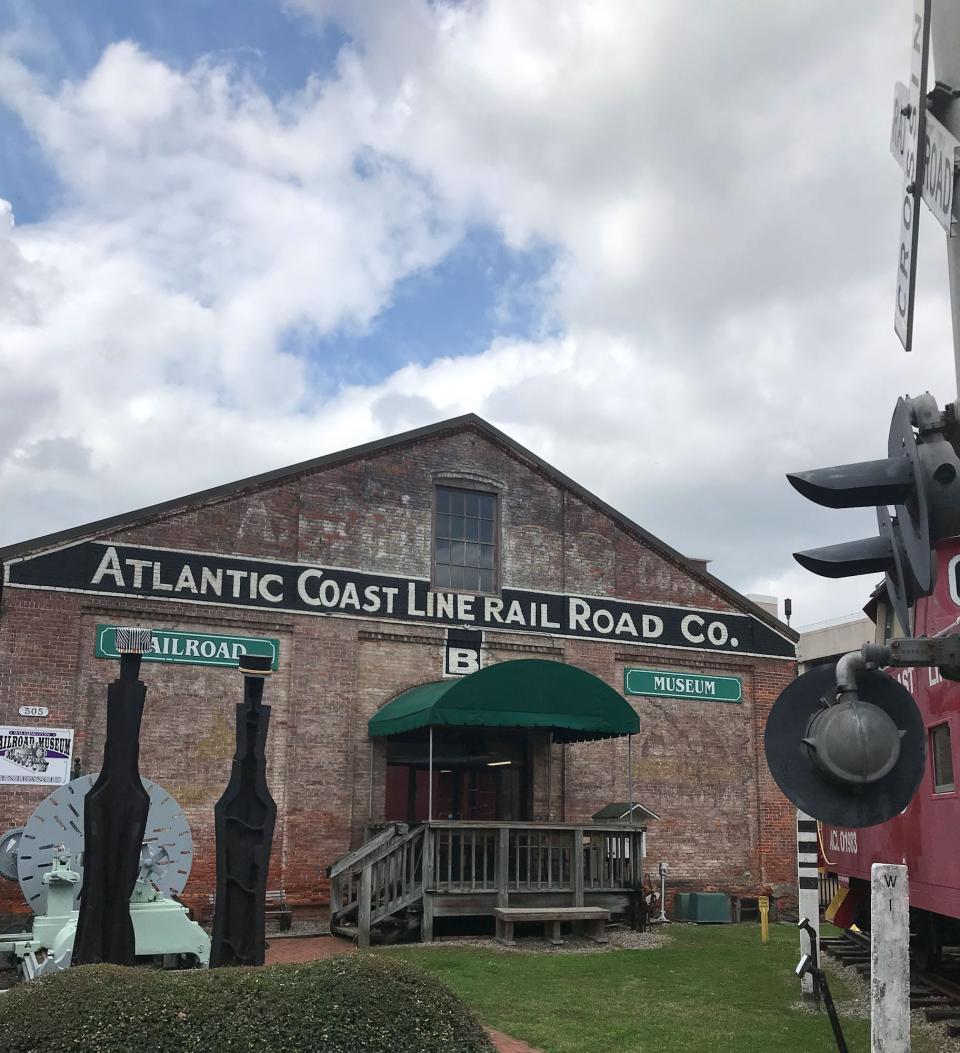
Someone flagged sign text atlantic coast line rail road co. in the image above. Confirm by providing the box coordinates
[3,540,795,659]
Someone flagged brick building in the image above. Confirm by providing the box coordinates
[0,415,798,918]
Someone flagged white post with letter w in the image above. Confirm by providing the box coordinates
[871,863,910,1052]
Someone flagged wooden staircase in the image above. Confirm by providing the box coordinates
[328,824,426,947]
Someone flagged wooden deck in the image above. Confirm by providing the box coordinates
[328,821,646,947]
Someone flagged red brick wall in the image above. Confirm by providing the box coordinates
[0,426,797,916]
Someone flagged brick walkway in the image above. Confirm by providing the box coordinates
[264,933,355,964]
[263,936,543,1052]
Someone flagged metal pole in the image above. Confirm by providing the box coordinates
[931,0,960,393]
[627,734,634,824]
[428,726,433,822]
[368,740,374,821]
[546,738,552,821]
[797,810,821,1000]
[816,970,850,1053]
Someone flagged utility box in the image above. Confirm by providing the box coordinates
[673,893,691,921]
[688,892,732,923]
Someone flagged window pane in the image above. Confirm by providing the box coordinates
[932,724,955,792]
[434,485,497,592]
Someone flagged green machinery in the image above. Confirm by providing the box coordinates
[0,775,210,979]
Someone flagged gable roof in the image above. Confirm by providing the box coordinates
[0,413,797,641]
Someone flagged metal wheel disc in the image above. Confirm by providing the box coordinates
[0,827,23,881]
[16,775,193,914]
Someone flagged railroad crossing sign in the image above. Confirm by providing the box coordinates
[894,0,932,353]
[890,80,960,234]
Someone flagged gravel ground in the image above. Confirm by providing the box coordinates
[412,924,671,955]
[798,956,960,1052]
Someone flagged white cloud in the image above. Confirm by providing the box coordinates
[1,2,954,627]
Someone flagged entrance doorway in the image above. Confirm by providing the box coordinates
[384,727,530,822]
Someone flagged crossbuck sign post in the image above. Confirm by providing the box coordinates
[894,0,932,353]
[930,1,960,393]
[863,11,960,1052]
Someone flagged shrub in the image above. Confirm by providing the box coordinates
[0,953,495,1053]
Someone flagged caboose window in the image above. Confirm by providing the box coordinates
[931,724,955,794]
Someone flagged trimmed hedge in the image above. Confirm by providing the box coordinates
[0,953,496,1053]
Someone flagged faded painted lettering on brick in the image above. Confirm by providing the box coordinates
[624,667,743,703]
[94,625,280,669]
[4,540,794,658]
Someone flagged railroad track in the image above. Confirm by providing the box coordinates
[820,931,960,1038]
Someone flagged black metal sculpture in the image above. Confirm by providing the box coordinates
[72,628,152,966]
[210,653,277,967]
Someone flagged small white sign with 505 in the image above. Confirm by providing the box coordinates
[18,705,49,718]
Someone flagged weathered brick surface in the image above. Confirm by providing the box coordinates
[0,424,797,916]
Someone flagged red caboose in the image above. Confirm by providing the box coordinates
[821,537,960,966]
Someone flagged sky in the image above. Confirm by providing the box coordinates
[0,0,957,629]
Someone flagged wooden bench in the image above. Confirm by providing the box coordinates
[493,906,610,947]
[204,890,292,932]
[266,889,293,932]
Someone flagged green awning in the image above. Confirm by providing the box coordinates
[368,659,640,744]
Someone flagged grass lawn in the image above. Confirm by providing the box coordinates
[385,923,942,1053]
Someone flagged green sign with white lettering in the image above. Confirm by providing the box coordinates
[624,668,742,703]
[95,625,280,669]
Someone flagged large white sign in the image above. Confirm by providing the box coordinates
[4,539,796,659]
[0,725,74,786]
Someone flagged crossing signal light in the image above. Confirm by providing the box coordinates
[765,661,925,827]
[788,393,960,632]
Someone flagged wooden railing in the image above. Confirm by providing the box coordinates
[368,826,425,924]
[426,822,644,899]
[328,823,402,925]
[331,821,646,947]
